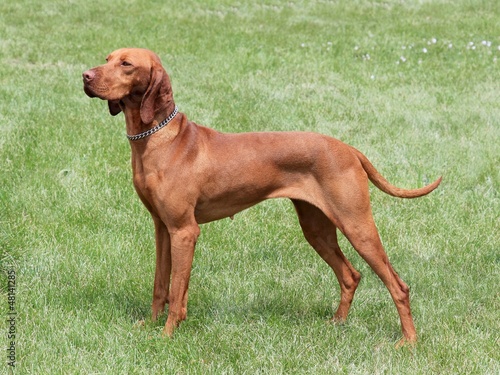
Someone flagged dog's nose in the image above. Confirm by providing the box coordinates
[82,70,95,82]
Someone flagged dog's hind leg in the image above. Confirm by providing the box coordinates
[328,183,418,345]
[341,215,417,345]
[292,199,361,322]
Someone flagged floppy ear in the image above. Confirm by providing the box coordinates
[140,66,172,125]
[108,100,122,116]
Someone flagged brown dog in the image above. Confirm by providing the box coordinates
[83,48,441,345]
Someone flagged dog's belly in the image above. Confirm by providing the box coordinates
[193,171,320,224]
[194,200,262,223]
[193,181,273,223]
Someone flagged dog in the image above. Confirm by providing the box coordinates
[83,48,441,345]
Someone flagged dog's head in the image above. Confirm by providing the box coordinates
[83,48,174,125]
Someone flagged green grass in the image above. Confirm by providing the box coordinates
[1,0,499,373]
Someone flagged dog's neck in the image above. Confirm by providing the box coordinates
[126,106,178,141]
[123,100,178,142]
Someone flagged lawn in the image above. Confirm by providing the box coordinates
[1,0,499,373]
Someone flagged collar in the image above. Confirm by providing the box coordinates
[126,106,179,141]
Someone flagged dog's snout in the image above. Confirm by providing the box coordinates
[83,69,95,82]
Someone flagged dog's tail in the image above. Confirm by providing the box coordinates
[350,146,442,198]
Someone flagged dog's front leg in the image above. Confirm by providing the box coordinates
[162,223,200,337]
[151,216,171,321]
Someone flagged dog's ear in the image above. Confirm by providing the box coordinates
[108,100,122,116]
[140,65,173,125]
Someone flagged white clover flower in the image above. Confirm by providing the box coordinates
[448,43,453,49]
[354,45,359,51]
[400,56,407,63]
[431,38,437,44]
[422,48,428,53]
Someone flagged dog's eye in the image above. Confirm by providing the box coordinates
[121,61,132,67]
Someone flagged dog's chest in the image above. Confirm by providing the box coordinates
[130,154,165,211]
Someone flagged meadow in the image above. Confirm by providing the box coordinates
[1,0,499,373]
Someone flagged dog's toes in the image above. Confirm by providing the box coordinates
[330,314,347,324]
[162,324,175,338]
[395,337,417,349]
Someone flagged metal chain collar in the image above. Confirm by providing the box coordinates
[126,106,179,141]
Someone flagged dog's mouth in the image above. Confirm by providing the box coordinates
[83,79,128,102]
[83,83,98,98]
[83,82,119,101]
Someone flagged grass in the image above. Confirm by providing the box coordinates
[1,0,499,373]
